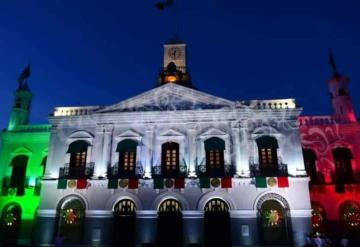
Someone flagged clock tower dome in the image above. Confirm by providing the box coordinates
[157,36,193,88]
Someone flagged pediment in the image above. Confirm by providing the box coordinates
[159,128,184,137]
[12,146,33,156]
[69,130,94,139]
[200,127,228,137]
[118,129,142,138]
[97,83,235,113]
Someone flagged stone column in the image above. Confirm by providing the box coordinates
[93,124,113,178]
[187,127,197,177]
[144,125,154,178]
[231,124,241,175]
[239,122,250,176]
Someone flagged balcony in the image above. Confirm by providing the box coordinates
[59,163,94,179]
[249,163,288,177]
[196,164,235,178]
[107,163,144,179]
[152,165,188,178]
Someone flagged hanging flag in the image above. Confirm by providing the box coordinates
[221,178,232,188]
[255,177,267,188]
[255,177,289,188]
[57,179,89,189]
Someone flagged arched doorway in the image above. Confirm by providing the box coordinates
[259,199,291,245]
[311,202,326,233]
[113,199,136,247]
[204,198,231,247]
[56,197,85,244]
[339,201,360,243]
[0,204,21,244]
[157,199,183,247]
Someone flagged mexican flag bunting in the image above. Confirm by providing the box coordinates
[200,177,232,189]
[108,178,139,189]
[57,179,88,189]
[255,177,289,188]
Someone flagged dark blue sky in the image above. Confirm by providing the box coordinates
[1,0,360,127]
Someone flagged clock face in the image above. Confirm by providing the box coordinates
[168,47,182,60]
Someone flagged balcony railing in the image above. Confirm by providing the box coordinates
[59,162,94,179]
[107,163,144,179]
[196,164,235,178]
[249,163,288,177]
[152,165,188,178]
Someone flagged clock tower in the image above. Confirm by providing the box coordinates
[157,37,193,88]
[164,42,186,73]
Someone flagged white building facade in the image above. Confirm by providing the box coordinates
[35,40,312,247]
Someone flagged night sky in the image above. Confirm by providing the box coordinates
[0,0,359,127]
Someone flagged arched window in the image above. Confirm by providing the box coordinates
[339,201,360,229]
[205,137,225,177]
[157,199,183,247]
[204,199,231,247]
[302,149,318,183]
[10,155,28,196]
[0,204,21,243]
[113,199,136,246]
[205,198,229,213]
[259,200,291,245]
[67,140,89,168]
[311,202,326,232]
[256,136,279,176]
[66,140,90,178]
[159,199,182,213]
[116,140,137,177]
[332,147,353,183]
[161,142,179,177]
[57,197,85,244]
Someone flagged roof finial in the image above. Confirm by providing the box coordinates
[329,49,340,78]
[17,63,31,91]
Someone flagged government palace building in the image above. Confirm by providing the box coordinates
[0,38,359,246]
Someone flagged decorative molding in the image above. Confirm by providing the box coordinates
[255,192,290,211]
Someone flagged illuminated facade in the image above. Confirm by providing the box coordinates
[2,40,358,246]
[300,55,360,243]
[34,39,311,247]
